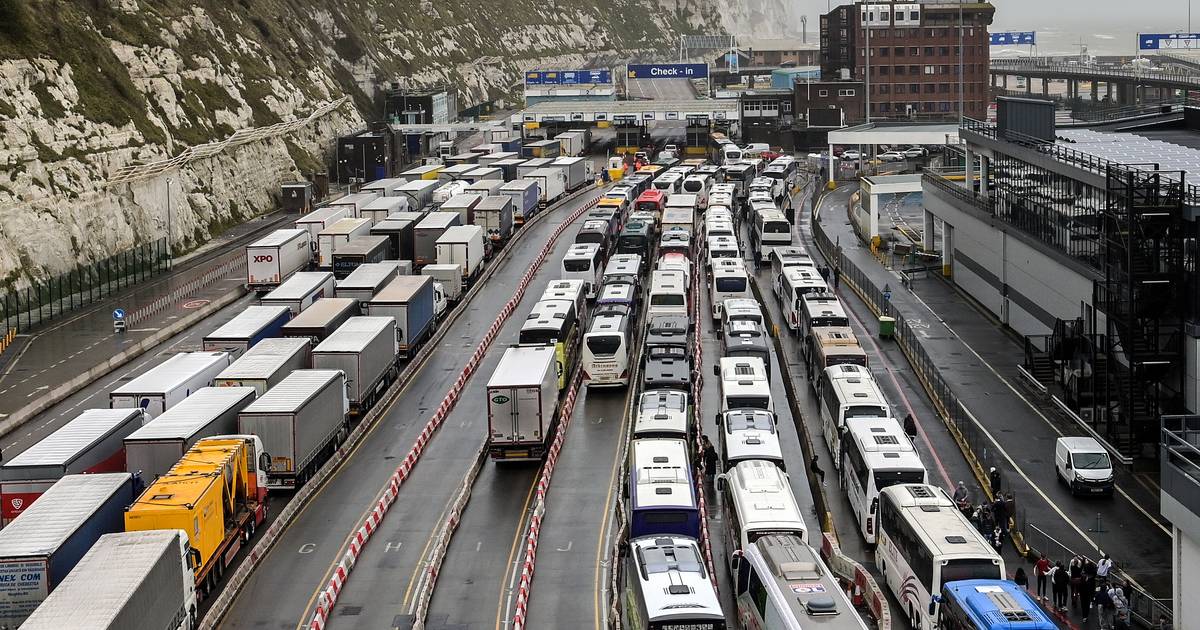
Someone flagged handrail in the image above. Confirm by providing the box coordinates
[990,59,1200,87]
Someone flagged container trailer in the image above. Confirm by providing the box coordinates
[245,228,312,291]
[316,218,372,269]
[486,346,559,461]
[331,235,390,279]
[237,370,349,489]
[436,225,487,280]
[280,297,359,343]
[413,212,462,266]
[440,193,483,224]
[395,179,439,210]
[473,195,514,245]
[524,168,566,206]
[201,304,291,356]
[360,196,409,225]
[421,264,463,302]
[370,217,417,260]
[110,351,232,416]
[122,386,257,480]
[214,336,311,395]
[326,191,380,218]
[363,275,436,357]
[312,317,399,413]
[499,179,539,226]
[294,205,349,245]
[260,271,336,315]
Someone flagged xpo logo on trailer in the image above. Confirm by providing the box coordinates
[627,63,709,79]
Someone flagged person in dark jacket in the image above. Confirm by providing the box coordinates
[699,435,718,481]
[810,455,826,486]
[989,466,1002,495]
[1069,555,1085,612]
[1081,560,1097,624]
[992,496,1008,533]
[1014,566,1029,591]
[1052,561,1070,612]
[903,413,917,441]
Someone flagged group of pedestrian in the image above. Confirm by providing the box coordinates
[1030,552,1129,628]
[950,480,1015,555]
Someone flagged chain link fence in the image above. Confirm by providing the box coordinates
[1,238,171,334]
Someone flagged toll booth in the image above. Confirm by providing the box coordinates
[685,116,710,156]
[614,116,643,155]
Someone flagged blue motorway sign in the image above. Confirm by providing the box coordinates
[990,31,1036,46]
[112,308,125,320]
[525,69,612,85]
[627,63,709,79]
[1139,32,1200,50]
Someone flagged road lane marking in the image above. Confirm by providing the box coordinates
[594,363,638,630]
[495,475,540,630]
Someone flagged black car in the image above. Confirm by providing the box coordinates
[642,344,692,391]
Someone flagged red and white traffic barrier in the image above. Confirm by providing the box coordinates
[689,279,718,585]
[127,253,244,325]
[307,196,598,630]
[510,372,582,630]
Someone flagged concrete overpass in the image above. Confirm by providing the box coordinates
[990,58,1200,105]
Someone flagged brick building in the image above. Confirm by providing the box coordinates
[792,80,865,147]
[820,1,995,120]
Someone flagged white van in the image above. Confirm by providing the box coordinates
[648,270,689,318]
[1055,437,1114,496]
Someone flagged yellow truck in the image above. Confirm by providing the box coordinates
[124,435,268,597]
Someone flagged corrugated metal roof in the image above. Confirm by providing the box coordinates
[110,351,230,396]
[241,370,342,413]
[20,530,180,628]
[205,305,291,341]
[124,386,255,440]
[264,271,334,301]
[216,337,310,380]
[313,317,393,353]
[338,263,403,290]
[0,473,131,557]
[3,409,142,468]
[249,228,308,248]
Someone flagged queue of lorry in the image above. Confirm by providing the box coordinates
[0,141,601,630]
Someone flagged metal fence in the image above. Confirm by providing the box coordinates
[810,194,1172,628]
[0,238,171,333]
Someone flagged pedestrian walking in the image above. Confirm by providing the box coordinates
[1081,569,1097,625]
[699,435,718,482]
[1097,553,1113,584]
[903,413,917,441]
[1052,561,1070,611]
[810,455,826,486]
[1108,584,1129,629]
[989,466,1002,495]
[832,265,841,290]
[952,481,970,511]
[990,526,1004,554]
[992,495,1009,533]
[1035,556,1052,600]
[818,265,830,282]
[980,504,994,535]
[1095,583,1115,629]
[1069,555,1085,612]
[1014,566,1029,591]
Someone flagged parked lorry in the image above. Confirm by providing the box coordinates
[281,297,359,343]
[245,228,311,291]
[499,179,539,226]
[478,151,516,168]
[465,179,504,196]
[316,218,372,269]
[123,386,256,480]
[331,235,390,279]
[436,225,487,280]
[360,196,409,225]
[395,180,439,211]
[0,473,135,628]
[486,346,559,461]
[201,304,292,356]
[517,157,553,180]
[313,317,398,413]
[413,212,463,266]
[326,191,379,218]
[237,370,348,489]
[369,217,418,260]
[525,168,566,206]
[294,205,349,245]
[441,193,483,224]
[19,530,197,630]
[260,271,336,315]
[399,164,443,182]
[436,163,478,184]
[0,409,143,523]
[214,336,311,395]
[364,275,436,357]
[521,139,561,159]
[551,156,590,192]
[421,264,463,302]
[335,261,405,306]
[473,195,514,245]
[361,177,407,197]
[124,435,268,596]
[463,166,503,184]
[110,351,232,416]
[493,157,526,182]
[555,131,588,157]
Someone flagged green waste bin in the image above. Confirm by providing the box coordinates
[879,316,896,339]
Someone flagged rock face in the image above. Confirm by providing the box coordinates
[0,0,725,289]
[720,0,812,39]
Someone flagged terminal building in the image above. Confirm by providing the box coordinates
[923,95,1200,628]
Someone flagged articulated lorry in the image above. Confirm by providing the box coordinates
[124,435,268,597]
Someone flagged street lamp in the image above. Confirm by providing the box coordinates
[165,177,173,257]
